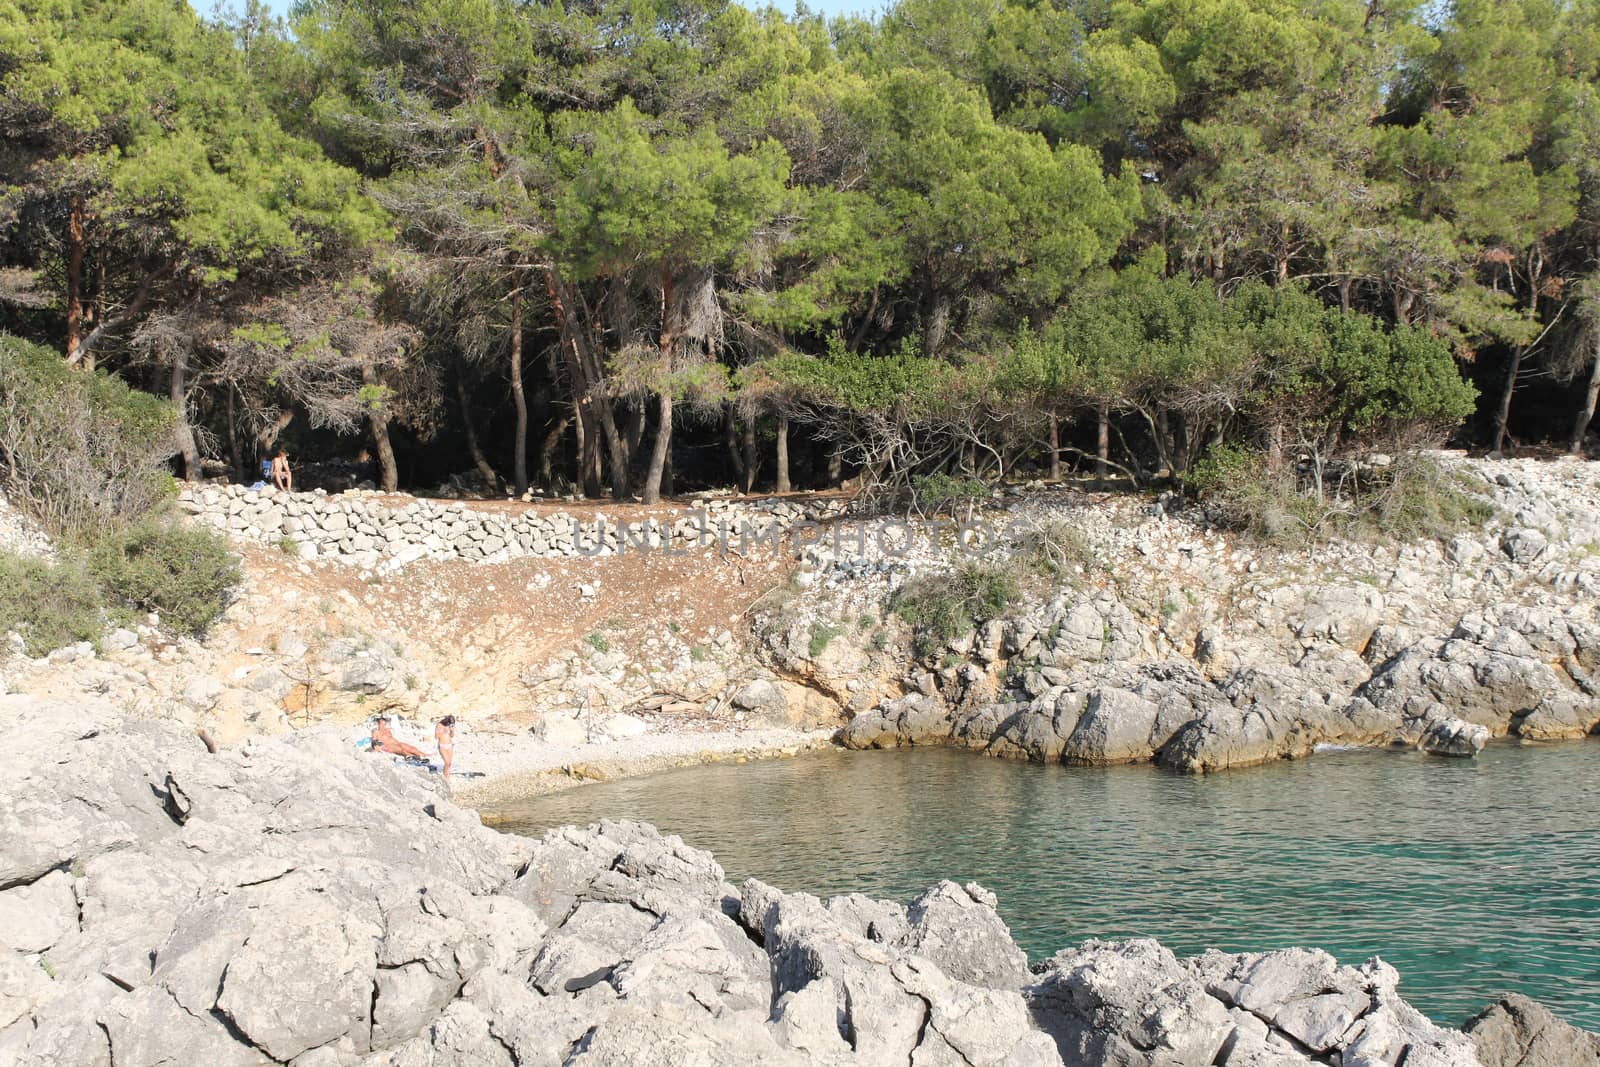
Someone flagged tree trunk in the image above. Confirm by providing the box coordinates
[363,363,398,491]
[455,362,500,489]
[1393,288,1415,326]
[170,348,201,481]
[642,390,673,504]
[257,409,293,462]
[641,272,676,505]
[827,449,843,488]
[1172,410,1191,476]
[663,429,675,498]
[538,414,570,492]
[226,384,242,482]
[509,284,528,495]
[1569,335,1600,455]
[1493,345,1524,454]
[571,401,586,493]
[923,288,952,359]
[741,415,758,493]
[1095,403,1110,483]
[65,195,86,366]
[1048,411,1061,481]
[775,412,791,493]
[595,396,628,498]
[625,402,645,459]
[541,270,625,498]
[580,403,603,498]
[724,406,745,483]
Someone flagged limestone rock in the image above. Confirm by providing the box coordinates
[893,881,1030,990]
[1418,717,1490,757]
[1028,938,1233,1066]
[1464,993,1600,1067]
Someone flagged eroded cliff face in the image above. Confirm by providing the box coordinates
[9,697,1596,1067]
[752,456,1600,769]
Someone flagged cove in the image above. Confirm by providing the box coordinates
[491,740,1600,1030]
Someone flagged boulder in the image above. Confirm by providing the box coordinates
[1062,688,1161,764]
[893,881,1030,990]
[1418,717,1490,757]
[1464,993,1600,1067]
[1501,527,1549,564]
[732,679,783,714]
[535,711,589,747]
[1028,939,1233,1066]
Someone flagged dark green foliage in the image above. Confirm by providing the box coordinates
[807,621,844,658]
[87,518,240,637]
[911,473,989,516]
[4,0,1599,505]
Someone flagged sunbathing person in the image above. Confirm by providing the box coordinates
[370,717,427,759]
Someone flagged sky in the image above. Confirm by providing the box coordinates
[252,0,884,22]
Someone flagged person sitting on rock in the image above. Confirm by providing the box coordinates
[370,716,427,759]
[271,448,293,492]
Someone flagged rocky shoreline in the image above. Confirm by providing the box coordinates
[3,699,1596,1067]
[742,456,1600,773]
[10,455,1600,798]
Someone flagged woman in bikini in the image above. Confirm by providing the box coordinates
[435,715,456,785]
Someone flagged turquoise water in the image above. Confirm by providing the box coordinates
[493,741,1600,1029]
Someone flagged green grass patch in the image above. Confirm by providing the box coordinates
[807,621,843,658]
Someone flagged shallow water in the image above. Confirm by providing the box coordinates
[493,741,1600,1029]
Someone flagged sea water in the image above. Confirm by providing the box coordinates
[494,741,1600,1029]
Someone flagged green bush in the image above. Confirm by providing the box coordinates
[1192,445,1492,545]
[0,334,177,539]
[1011,516,1099,583]
[1359,456,1495,543]
[0,551,103,656]
[911,473,990,517]
[87,517,240,637]
[891,561,1018,659]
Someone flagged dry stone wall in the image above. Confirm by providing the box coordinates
[180,484,850,570]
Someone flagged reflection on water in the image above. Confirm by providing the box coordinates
[493,741,1600,1029]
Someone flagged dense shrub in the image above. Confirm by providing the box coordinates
[1192,446,1492,545]
[0,551,103,656]
[0,334,239,652]
[88,517,241,636]
[891,561,1018,659]
[0,334,177,540]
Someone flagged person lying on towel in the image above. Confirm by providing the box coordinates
[370,716,428,759]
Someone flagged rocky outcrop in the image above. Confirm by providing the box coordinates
[3,699,1566,1066]
[823,458,1600,774]
[1464,993,1600,1067]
